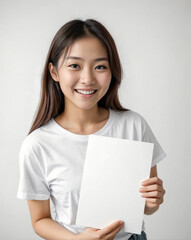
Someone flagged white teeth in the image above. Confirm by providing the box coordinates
[76,90,96,95]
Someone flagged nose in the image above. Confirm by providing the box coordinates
[80,67,96,85]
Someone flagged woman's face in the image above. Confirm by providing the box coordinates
[49,36,112,111]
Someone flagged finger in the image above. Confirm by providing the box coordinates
[141,177,163,186]
[99,220,123,237]
[139,184,164,193]
[141,191,164,198]
[146,197,163,204]
[105,223,124,239]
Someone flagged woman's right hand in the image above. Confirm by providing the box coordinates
[77,220,124,240]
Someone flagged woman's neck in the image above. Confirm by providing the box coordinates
[54,105,109,135]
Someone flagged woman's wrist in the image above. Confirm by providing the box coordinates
[144,205,159,215]
[74,233,82,240]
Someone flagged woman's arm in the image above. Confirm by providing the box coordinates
[27,199,77,240]
[139,165,166,215]
[27,199,124,240]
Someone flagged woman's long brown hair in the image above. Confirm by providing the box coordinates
[28,19,129,135]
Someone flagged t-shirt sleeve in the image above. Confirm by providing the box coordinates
[140,115,167,167]
[17,137,50,200]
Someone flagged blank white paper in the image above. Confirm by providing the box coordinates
[76,135,154,234]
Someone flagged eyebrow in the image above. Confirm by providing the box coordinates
[66,56,109,62]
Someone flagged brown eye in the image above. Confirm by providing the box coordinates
[69,64,80,69]
[96,65,107,70]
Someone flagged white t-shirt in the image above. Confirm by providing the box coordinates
[17,109,167,240]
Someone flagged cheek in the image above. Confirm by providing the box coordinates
[60,72,78,89]
[99,73,112,89]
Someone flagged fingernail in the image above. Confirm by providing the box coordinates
[120,221,124,225]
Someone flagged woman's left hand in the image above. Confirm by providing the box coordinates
[139,177,166,215]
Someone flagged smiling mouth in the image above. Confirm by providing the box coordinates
[75,89,97,95]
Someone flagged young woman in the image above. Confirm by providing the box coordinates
[17,19,167,240]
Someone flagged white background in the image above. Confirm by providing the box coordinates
[1,0,190,239]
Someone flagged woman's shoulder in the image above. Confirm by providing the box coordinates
[19,129,42,156]
[19,120,53,154]
[23,119,54,145]
[112,108,146,124]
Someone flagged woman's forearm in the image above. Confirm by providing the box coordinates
[33,217,78,240]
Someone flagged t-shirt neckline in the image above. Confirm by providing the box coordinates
[50,108,114,141]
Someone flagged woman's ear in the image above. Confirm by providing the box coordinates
[49,62,59,82]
